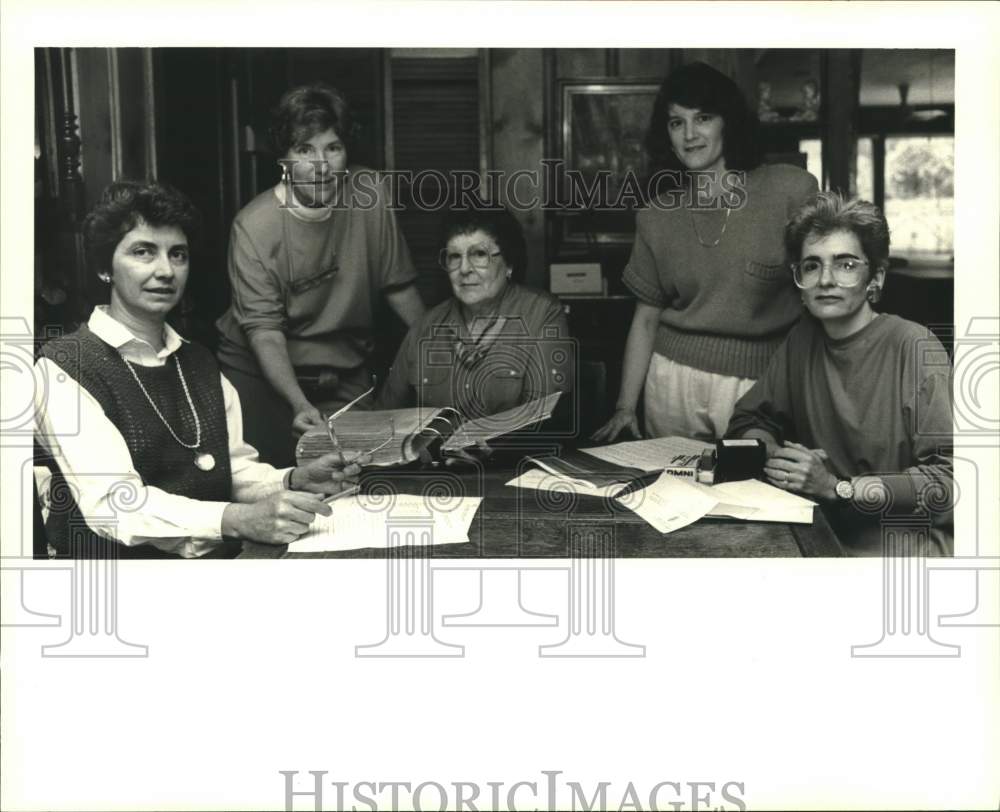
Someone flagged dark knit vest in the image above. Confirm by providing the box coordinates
[40,325,232,558]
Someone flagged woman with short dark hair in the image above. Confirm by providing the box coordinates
[593,62,818,444]
[216,82,425,467]
[36,181,364,558]
[726,192,954,556]
[376,206,573,418]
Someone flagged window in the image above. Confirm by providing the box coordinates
[856,137,873,201]
[883,135,953,263]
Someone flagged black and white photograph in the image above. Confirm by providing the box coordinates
[2,2,998,811]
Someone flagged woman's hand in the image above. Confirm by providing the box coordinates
[591,408,644,444]
[222,491,332,545]
[764,441,837,500]
[292,404,325,438]
[291,451,371,495]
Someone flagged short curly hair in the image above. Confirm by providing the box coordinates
[645,62,760,177]
[82,181,202,278]
[268,82,357,158]
[440,206,528,284]
[785,192,891,275]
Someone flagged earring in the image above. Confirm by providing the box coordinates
[506,270,512,280]
[98,272,111,284]
[866,283,882,304]
[279,163,290,184]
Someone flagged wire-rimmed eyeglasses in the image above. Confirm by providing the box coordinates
[791,257,869,289]
[324,378,396,459]
[438,244,502,273]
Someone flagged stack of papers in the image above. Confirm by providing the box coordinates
[287,493,483,554]
[505,469,815,535]
[627,477,814,528]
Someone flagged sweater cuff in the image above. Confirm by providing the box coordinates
[622,264,667,307]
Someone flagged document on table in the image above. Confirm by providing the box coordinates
[615,472,719,534]
[287,493,483,553]
[504,468,624,499]
[690,479,815,524]
[579,436,713,473]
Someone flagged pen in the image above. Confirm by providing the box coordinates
[324,484,360,504]
[615,471,662,498]
[326,384,376,422]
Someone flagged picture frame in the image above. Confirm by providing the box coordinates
[558,80,660,245]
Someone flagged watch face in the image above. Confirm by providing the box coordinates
[836,479,854,500]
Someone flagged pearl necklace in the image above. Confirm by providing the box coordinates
[122,355,216,471]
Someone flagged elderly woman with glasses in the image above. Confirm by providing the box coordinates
[376,207,573,421]
[35,182,365,558]
[726,192,954,556]
[215,82,425,467]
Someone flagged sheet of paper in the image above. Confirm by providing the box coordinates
[689,479,816,524]
[443,391,561,450]
[615,472,719,534]
[287,494,483,553]
[579,436,713,473]
[504,469,624,499]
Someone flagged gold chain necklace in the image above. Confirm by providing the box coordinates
[689,205,731,248]
[122,355,216,471]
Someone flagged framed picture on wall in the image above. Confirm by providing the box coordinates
[558,80,660,244]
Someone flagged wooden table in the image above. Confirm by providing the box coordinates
[240,466,844,558]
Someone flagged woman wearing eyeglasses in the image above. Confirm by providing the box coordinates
[35,182,365,558]
[377,207,573,420]
[726,193,953,555]
[592,62,818,444]
[215,82,425,467]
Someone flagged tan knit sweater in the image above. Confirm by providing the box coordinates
[623,163,818,379]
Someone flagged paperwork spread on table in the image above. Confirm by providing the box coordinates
[579,436,713,473]
[615,472,719,533]
[505,467,815,534]
[287,493,483,553]
[505,468,626,499]
[692,479,816,524]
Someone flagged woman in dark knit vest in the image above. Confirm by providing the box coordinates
[35,182,365,559]
[592,62,818,444]
[726,193,953,556]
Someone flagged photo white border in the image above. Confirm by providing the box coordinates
[2,2,998,810]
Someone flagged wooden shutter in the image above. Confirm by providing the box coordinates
[388,55,482,307]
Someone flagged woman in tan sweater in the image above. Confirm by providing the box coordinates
[593,62,817,444]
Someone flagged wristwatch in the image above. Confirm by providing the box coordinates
[834,477,855,502]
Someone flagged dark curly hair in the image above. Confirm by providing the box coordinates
[645,62,760,177]
[785,192,891,276]
[268,82,357,158]
[82,181,202,278]
[440,206,528,284]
